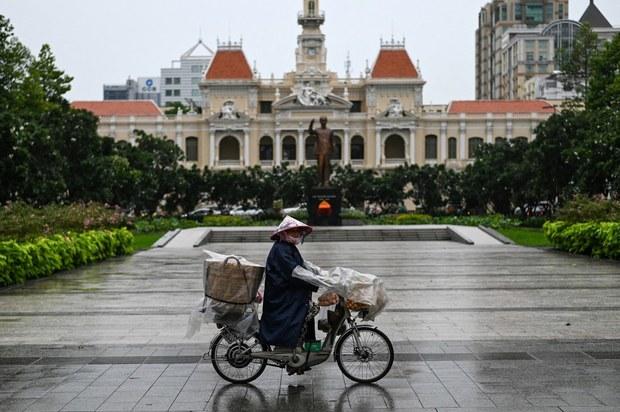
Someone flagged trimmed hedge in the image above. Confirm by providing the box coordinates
[0,229,134,287]
[0,202,127,241]
[544,221,620,259]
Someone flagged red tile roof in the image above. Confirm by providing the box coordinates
[205,50,253,80]
[371,49,419,79]
[71,100,162,117]
[448,100,555,114]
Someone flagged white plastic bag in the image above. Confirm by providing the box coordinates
[185,297,260,339]
[293,263,388,320]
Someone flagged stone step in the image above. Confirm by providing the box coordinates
[205,228,453,243]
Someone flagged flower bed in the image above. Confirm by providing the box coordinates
[0,228,134,287]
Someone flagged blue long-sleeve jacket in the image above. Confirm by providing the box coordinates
[259,241,318,347]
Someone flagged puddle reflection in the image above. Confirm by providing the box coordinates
[210,382,395,412]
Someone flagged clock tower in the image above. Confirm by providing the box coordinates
[296,0,327,76]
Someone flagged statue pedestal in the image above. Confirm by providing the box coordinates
[307,187,342,226]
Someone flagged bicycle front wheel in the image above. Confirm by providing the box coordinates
[210,332,268,384]
[334,325,394,383]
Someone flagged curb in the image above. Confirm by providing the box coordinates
[193,229,212,248]
[446,226,475,245]
[153,229,181,248]
[478,225,515,245]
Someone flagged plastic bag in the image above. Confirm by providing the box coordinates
[294,263,388,320]
[186,297,259,339]
[185,250,264,339]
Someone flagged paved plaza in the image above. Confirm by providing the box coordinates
[1,236,620,411]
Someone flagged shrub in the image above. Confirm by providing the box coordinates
[370,214,433,225]
[132,217,198,233]
[287,210,309,222]
[432,214,521,229]
[0,229,134,287]
[557,196,620,223]
[201,215,253,226]
[544,221,620,259]
[520,217,548,228]
[0,202,127,241]
[340,208,366,220]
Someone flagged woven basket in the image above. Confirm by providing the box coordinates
[204,257,264,305]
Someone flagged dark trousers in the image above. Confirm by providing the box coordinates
[304,318,316,342]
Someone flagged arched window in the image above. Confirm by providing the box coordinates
[495,137,507,144]
[425,135,438,160]
[282,136,297,161]
[448,137,457,159]
[331,135,342,160]
[468,137,484,159]
[185,136,198,162]
[351,136,364,160]
[259,136,273,161]
[305,135,316,160]
[219,136,240,161]
[385,134,405,160]
[512,136,528,144]
[308,0,315,16]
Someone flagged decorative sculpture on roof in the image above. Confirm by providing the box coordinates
[297,84,327,106]
[386,99,404,118]
[220,101,238,119]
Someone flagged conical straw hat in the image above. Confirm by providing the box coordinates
[271,215,313,240]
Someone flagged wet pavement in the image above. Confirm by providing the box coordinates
[1,240,620,411]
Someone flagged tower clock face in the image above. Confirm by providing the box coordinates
[307,47,317,56]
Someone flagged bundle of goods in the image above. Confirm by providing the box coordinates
[293,262,388,320]
[186,251,264,339]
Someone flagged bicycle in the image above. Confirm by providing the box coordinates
[208,297,394,384]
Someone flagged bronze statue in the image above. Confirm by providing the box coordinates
[308,117,334,187]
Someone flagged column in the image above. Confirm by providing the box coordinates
[506,113,513,140]
[375,129,381,167]
[275,130,282,165]
[440,122,448,163]
[459,119,467,160]
[297,129,305,166]
[343,129,350,165]
[244,130,250,167]
[486,114,493,144]
[129,116,136,145]
[209,131,215,168]
[531,113,539,141]
[409,127,416,165]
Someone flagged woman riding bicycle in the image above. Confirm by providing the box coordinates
[258,216,319,351]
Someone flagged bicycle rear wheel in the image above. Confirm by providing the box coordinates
[210,332,268,384]
[334,325,394,383]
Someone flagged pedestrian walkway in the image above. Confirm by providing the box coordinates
[0,238,619,411]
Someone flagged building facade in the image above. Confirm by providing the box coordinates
[103,77,161,105]
[477,0,618,100]
[75,0,556,172]
[160,39,213,108]
[476,0,568,100]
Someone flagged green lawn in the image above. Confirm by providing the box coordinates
[132,231,166,251]
[496,227,551,247]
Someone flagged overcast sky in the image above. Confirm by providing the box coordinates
[2,0,618,104]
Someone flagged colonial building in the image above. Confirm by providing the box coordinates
[74,0,555,171]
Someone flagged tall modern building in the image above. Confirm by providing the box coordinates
[103,77,161,106]
[160,39,213,108]
[508,2,618,99]
[476,0,569,100]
